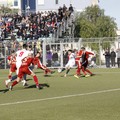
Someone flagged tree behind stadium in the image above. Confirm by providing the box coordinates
[74,5,117,50]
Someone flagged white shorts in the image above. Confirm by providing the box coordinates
[16,61,22,75]
[65,60,75,68]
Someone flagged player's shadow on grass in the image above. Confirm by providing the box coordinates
[0,89,9,93]
[44,75,52,77]
[26,83,50,89]
[26,78,32,81]
[61,74,97,78]
[35,71,44,74]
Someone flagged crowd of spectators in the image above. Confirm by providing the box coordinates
[0,4,75,68]
[103,48,120,68]
[0,4,74,42]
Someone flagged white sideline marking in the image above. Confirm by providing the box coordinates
[0,88,120,106]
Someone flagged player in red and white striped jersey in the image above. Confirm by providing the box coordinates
[74,49,83,78]
[80,47,94,77]
[9,53,43,91]
[34,51,54,76]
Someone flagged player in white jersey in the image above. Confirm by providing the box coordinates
[16,44,30,74]
[65,50,75,68]
[5,44,30,87]
[58,50,75,77]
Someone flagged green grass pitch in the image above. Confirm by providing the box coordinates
[0,68,120,120]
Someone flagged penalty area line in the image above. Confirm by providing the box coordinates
[0,88,120,106]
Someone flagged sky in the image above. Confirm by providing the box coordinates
[99,0,120,29]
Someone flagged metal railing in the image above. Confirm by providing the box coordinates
[0,37,119,69]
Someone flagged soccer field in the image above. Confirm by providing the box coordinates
[0,68,120,120]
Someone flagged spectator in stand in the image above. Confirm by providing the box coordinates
[17,28,22,37]
[34,31,39,40]
[110,49,116,68]
[63,4,67,13]
[69,4,74,13]
[28,31,34,40]
[22,30,28,41]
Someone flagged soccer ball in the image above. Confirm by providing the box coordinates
[58,68,62,73]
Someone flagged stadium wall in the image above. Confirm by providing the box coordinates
[36,0,92,12]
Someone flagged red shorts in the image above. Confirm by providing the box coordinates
[10,64,17,72]
[76,61,81,68]
[18,67,32,79]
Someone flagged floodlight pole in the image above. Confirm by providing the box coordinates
[43,40,46,66]
[99,39,102,67]
[4,41,7,69]
[60,42,63,68]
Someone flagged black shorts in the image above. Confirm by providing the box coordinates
[82,61,88,69]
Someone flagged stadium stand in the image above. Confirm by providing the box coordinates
[0,4,75,42]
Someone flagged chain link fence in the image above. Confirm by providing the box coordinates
[0,37,119,69]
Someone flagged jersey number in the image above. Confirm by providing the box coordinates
[19,52,24,57]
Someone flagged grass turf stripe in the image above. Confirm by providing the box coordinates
[0,88,120,106]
